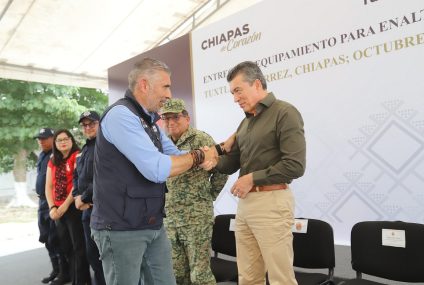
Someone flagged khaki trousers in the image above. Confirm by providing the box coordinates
[235,189,297,285]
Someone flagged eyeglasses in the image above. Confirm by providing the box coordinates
[80,121,97,129]
[160,114,185,122]
[55,137,71,143]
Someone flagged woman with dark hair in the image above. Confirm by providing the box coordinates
[45,129,91,285]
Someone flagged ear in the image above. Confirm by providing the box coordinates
[138,78,149,93]
[254,79,262,90]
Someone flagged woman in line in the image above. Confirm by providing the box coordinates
[46,129,91,285]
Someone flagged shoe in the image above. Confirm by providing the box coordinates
[49,274,71,285]
[42,256,59,283]
[41,270,58,283]
[50,255,71,285]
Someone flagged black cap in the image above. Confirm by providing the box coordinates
[34,128,54,139]
[78,110,100,123]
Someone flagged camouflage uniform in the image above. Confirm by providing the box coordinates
[165,124,228,285]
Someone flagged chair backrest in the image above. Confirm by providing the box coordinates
[212,214,237,257]
[293,218,335,270]
[351,221,424,282]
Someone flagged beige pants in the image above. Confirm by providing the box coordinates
[235,189,297,285]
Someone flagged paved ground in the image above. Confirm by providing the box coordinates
[0,246,237,285]
[0,194,238,284]
[0,247,51,285]
[0,194,420,285]
[0,194,42,257]
[0,193,50,284]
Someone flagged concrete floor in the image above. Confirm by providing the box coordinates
[0,236,422,285]
[0,247,53,285]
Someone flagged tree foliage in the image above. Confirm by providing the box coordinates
[0,79,108,173]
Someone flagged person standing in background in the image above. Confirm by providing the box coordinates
[46,129,91,285]
[73,111,106,285]
[161,98,228,285]
[34,128,70,284]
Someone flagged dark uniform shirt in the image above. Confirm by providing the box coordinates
[36,149,52,200]
[73,137,95,203]
[216,92,306,185]
[36,149,57,244]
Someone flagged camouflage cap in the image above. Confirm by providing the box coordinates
[161,98,186,114]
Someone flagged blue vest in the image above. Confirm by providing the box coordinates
[91,90,166,231]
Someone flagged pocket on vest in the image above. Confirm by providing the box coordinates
[123,186,164,227]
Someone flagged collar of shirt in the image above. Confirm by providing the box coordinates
[140,105,157,124]
[124,89,160,124]
[245,92,276,118]
[42,149,52,156]
[85,137,96,145]
[168,127,196,147]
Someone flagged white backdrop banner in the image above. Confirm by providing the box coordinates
[191,0,424,244]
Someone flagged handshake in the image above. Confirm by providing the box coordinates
[187,133,252,200]
[191,133,235,171]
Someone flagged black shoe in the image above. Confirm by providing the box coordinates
[41,270,58,283]
[49,274,71,285]
[50,255,71,285]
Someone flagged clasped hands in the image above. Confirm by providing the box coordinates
[49,204,68,220]
[199,146,219,170]
[75,195,92,211]
[198,150,253,199]
[198,140,233,170]
[199,133,236,170]
[197,133,252,199]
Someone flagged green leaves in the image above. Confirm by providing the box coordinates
[0,78,108,172]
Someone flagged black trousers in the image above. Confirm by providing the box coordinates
[82,208,106,285]
[38,198,61,258]
[55,203,90,285]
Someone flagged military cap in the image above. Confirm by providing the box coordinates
[161,98,186,114]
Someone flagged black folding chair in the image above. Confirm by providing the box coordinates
[210,214,238,283]
[341,221,424,284]
[292,218,335,285]
[266,218,335,285]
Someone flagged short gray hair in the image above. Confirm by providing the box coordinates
[128,58,171,92]
[227,61,267,90]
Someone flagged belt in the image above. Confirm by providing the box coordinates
[249,184,287,192]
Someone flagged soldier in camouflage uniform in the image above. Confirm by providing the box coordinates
[161,98,229,285]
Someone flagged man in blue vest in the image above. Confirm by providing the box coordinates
[91,58,215,285]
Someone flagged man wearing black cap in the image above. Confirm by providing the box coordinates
[73,110,106,285]
[34,128,70,284]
